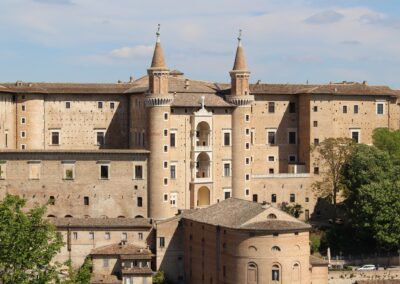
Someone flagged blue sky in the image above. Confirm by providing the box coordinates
[0,0,400,88]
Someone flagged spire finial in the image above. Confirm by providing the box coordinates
[156,24,161,43]
[237,29,242,47]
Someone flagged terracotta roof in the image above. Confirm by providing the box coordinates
[232,40,248,71]
[150,40,167,69]
[183,198,310,232]
[90,274,121,284]
[172,92,232,107]
[121,267,153,275]
[120,254,152,260]
[310,255,329,266]
[51,218,152,228]
[0,82,132,94]
[91,243,152,256]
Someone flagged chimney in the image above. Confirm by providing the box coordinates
[185,79,190,90]
[129,76,135,83]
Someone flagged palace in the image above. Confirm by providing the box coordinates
[0,29,399,283]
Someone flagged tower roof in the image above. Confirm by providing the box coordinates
[232,30,248,71]
[150,24,167,69]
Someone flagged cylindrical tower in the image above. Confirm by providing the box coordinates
[226,33,254,200]
[145,27,174,219]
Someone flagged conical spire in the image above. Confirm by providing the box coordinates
[150,24,167,69]
[232,29,248,71]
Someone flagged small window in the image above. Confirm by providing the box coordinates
[164,145,168,152]
[245,142,250,149]
[223,132,231,146]
[271,246,281,252]
[245,174,250,180]
[313,106,318,112]
[163,178,168,185]
[159,237,165,248]
[96,131,105,146]
[164,129,168,136]
[354,105,359,114]
[314,167,319,174]
[135,165,143,179]
[170,193,177,207]
[223,163,231,177]
[110,102,115,109]
[245,189,250,196]
[288,131,296,144]
[73,232,78,240]
[268,102,275,113]
[84,196,89,205]
[122,232,127,240]
[351,130,360,143]
[314,139,320,145]
[21,117,26,124]
[245,114,250,122]
[288,155,296,163]
[313,121,318,127]
[100,165,109,179]
[268,156,275,162]
[63,163,75,180]
[164,112,169,120]
[49,196,55,205]
[305,197,310,202]
[97,101,103,109]
[105,232,110,240]
[289,102,296,113]
[271,194,277,203]
[245,128,250,135]
[376,102,384,115]
[137,197,143,207]
[268,213,277,220]
[269,168,274,174]
[170,132,176,147]
[21,144,26,150]
[224,190,231,200]
[51,131,60,145]
[252,194,258,203]
[163,161,168,168]
[22,105,26,111]
[342,105,348,113]
[65,102,71,109]
[245,157,250,165]
[21,131,26,138]
[267,131,276,145]
[290,193,296,203]
[170,165,176,179]
[163,193,168,202]
[138,232,143,240]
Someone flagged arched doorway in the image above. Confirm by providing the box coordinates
[292,263,300,282]
[247,262,258,284]
[198,186,210,206]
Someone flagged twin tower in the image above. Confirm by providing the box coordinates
[145,28,254,219]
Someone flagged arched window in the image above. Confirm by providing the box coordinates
[118,215,126,218]
[272,264,281,282]
[247,262,258,284]
[271,246,281,252]
[134,215,143,219]
[292,263,300,282]
[268,213,277,219]
[84,215,90,218]
[47,214,56,218]
[271,194,277,203]
[65,215,73,218]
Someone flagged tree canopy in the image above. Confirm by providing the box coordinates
[0,194,64,284]
[373,128,400,163]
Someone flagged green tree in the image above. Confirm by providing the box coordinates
[280,202,303,218]
[63,258,92,284]
[343,144,400,250]
[312,137,355,215]
[153,271,166,284]
[373,128,400,163]
[0,194,64,284]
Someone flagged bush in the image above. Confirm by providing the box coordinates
[153,271,166,284]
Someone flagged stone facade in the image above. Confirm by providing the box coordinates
[0,34,399,224]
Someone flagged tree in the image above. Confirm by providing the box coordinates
[312,137,355,215]
[373,128,400,163]
[280,202,303,218]
[343,144,400,250]
[63,258,92,284]
[0,194,64,284]
[153,271,166,284]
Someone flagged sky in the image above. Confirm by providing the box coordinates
[0,0,400,88]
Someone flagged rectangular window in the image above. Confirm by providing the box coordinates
[223,131,231,146]
[163,178,168,185]
[170,193,177,208]
[288,155,296,163]
[343,105,348,113]
[223,163,231,177]
[376,102,384,115]
[138,232,143,240]
[351,130,360,143]
[313,106,318,112]
[84,196,89,205]
[22,105,26,111]
[110,102,115,109]
[164,112,169,120]
[137,197,143,207]
[245,114,250,122]
[354,105,359,114]
[223,189,231,200]
[313,121,318,127]
[96,131,105,146]
[268,102,275,113]
[28,162,41,180]
[269,168,274,174]
[290,193,296,203]
[267,130,276,145]
[288,131,297,144]
[268,156,274,162]
[314,138,320,145]
[159,237,165,248]
[21,117,26,124]
[63,162,75,180]
[122,232,127,241]
[170,165,176,179]
[170,132,176,147]
[51,131,60,145]
[135,165,143,179]
[21,131,26,138]
[100,164,109,179]
[289,102,296,113]
[65,102,71,109]
[163,193,168,202]
[73,232,78,240]
[0,163,6,179]
[314,167,319,174]
[97,101,103,109]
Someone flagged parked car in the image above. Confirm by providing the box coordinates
[357,264,376,271]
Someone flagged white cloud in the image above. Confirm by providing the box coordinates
[110,45,153,59]
[305,10,344,24]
